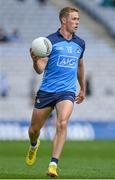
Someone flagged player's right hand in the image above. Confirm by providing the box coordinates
[30,48,41,62]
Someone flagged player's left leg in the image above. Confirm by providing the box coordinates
[47,100,74,177]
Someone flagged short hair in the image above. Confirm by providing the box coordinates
[59,7,79,23]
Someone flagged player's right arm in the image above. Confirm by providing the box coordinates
[30,48,48,74]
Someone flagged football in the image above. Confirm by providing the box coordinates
[31,37,52,57]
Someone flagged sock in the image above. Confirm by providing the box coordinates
[51,157,58,165]
[31,141,37,149]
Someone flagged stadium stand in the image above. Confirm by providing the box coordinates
[0,0,115,139]
[0,0,59,120]
[72,0,115,38]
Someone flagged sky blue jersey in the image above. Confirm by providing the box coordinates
[39,30,85,93]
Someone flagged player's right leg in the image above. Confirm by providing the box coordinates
[26,107,52,166]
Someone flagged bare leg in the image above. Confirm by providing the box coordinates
[29,107,53,144]
[52,100,74,158]
[26,106,53,166]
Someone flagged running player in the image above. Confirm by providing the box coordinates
[26,6,86,177]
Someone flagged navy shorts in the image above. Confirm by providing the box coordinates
[34,90,76,109]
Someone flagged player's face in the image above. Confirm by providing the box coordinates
[65,12,80,34]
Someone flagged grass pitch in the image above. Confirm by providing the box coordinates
[0,140,115,179]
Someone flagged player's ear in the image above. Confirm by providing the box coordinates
[61,17,66,24]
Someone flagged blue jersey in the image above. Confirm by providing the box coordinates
[39,30,85,93]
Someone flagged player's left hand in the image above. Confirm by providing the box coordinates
[75,90,85,104]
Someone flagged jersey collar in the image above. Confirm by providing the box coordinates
[57,29,76,41]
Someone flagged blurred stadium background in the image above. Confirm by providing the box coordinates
[0,0,115,140]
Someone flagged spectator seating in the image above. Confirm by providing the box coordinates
[0,0,115,122]
[73,0,115,38]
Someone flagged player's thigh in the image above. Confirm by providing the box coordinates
[55,100,74,121]
[31,107,53,129]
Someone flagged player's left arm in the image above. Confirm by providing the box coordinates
[75,58,85,104]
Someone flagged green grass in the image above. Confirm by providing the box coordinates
[0,140,115,179]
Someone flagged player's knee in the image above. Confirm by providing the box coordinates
[57,120,67,132]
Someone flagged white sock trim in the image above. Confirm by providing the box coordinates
[49,162,57,166]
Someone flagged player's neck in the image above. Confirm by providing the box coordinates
[59,27,73,40]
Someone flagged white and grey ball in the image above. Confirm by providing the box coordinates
[31,37,52,57]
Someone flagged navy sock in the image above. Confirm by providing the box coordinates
[51,157,58,165]
[31,141,37,147]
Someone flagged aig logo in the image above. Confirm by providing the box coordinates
[57,55,78,68]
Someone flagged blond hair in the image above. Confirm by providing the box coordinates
[59,7,79,23]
